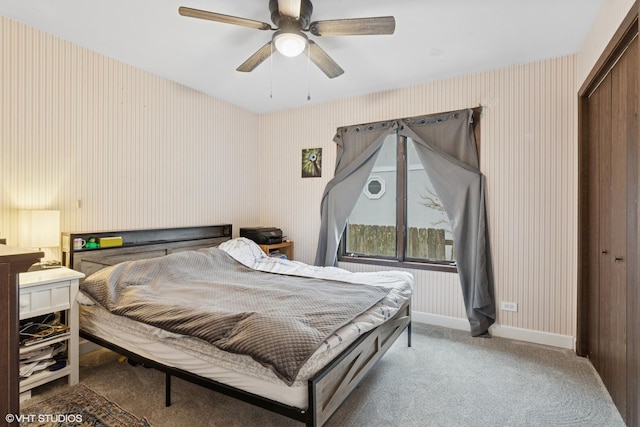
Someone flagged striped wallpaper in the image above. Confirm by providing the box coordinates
[1,0,631,345]
[1,16,261,251]
[259,0,637,340]
[259,55,579,338]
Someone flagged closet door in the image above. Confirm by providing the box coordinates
[609,35,637,418]
[586,73,610,372]
[584,35,638,424]
[580,10,638,424]
[618,35,639,427]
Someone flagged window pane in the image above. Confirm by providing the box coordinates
[406,138,455,261]
[345,135,397,257]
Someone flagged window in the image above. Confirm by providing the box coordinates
[344,135,397,258]
[320,108,493,335]
[342,133,455,267]
[405,137,455,262]
[339,111,479,271]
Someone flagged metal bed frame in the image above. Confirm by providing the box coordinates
[80,300,411,426]
[70,225,412,425]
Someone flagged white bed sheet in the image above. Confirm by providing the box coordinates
[78,237,413,408]
[80,304,312,408]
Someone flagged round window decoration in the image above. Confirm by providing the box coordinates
[364,176,385,199]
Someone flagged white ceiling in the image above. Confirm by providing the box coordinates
[1,0,603,114]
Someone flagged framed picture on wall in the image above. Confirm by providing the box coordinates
[302,148,322,178]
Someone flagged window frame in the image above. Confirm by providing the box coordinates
[338,108,481,273]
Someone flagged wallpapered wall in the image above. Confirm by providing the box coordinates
[259,55,578,340]
[1,16,261,247]
[0,0,635,344]
[258,0,637,342]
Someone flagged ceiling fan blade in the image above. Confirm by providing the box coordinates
[309,16,395,36]
[307,41,344,79]
[178,6,273,31]
[236,42,274,72]
[278,0,301,19]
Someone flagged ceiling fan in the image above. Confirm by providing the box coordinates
[178,0,396,79]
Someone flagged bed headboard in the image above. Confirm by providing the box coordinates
[62,224,232,277]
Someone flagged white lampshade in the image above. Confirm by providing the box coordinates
[19,210,60,249]
[273,31,308,57]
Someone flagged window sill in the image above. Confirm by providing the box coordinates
[338,255,458,273]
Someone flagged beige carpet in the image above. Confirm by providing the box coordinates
[22,323,625,426]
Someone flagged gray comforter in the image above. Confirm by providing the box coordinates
[79,247,391,384]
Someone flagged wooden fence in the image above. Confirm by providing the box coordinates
[347,224,454,260]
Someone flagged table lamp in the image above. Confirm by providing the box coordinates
[18,209,61,269]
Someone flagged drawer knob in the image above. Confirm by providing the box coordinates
[19,297,29,308]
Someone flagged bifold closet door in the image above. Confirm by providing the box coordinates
[586,71,610,375]
[607,35,632,415]
[618,35,639,427]
[613,36,638,424]
[585,35,638,423]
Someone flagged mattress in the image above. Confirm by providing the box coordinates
[78,237,413,408]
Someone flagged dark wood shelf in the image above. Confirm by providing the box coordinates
[62,225,232,276]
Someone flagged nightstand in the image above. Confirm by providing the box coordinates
[18,267,85,397]
[259,241,294,260]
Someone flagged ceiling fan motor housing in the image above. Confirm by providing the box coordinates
[269,0,313,30]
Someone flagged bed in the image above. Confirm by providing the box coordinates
[73,229,413,426]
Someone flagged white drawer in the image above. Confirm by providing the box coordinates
[20,280,71,319]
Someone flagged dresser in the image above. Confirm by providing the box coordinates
[0,246,42,425]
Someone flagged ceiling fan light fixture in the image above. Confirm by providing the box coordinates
[273,30,308,57]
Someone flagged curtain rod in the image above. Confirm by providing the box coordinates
[338,106,483,132]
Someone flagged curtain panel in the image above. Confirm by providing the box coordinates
[398,109,495,336]
[315,108,495,336]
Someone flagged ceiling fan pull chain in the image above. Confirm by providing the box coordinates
[306,46,311,101]
[270,42,274,99]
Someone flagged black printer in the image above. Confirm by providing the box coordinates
[239,227,283,244]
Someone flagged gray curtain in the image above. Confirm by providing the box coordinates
[314,108,495,336]
[314,120,397,266]
[398,108,495,336]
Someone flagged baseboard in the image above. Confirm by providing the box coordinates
[490,324,574,350]
[412,311,575,350]
[412,311,471,331]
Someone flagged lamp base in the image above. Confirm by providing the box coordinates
[28,261,62,272]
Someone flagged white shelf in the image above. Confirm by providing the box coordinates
[20,364,71,393]
[19,332,70,353]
